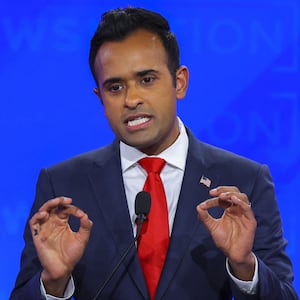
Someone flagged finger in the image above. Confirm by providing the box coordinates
[30,199,73,236]
[56,205,93,231]
[221,195,255,226]
[218,192,250,207]
[30,211,49,224]
[55,204,78,219]
[209,186,240,197]
[229,195,252,214]
[29,211,49,237]
[38,197,72,213]
[197,193,250,212]
[198,197,231,210]
[200,197,218,209]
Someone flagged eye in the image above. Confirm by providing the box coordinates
[108,83,123,93]
[141,76,155,85]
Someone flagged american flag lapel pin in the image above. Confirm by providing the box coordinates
[199,175,211,188]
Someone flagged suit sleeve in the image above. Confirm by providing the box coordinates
[231,164,298,300]
[9,168,65,300]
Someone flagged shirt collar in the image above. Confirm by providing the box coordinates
[120,117,188,172]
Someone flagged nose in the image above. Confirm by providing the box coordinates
[124,86,142,108]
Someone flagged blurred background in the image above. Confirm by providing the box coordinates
[1,0,299,298]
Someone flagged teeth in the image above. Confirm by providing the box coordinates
[128,117,149,127]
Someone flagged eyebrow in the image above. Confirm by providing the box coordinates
[102,69,159,88]
[102,77,122,88]
[136,69,159,77]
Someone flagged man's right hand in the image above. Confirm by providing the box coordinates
[29,197,93,297]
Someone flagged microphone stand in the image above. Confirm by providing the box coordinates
[91,214,147,300]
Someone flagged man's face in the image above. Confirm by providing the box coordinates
[93,29,188,155]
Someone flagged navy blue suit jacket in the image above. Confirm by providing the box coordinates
[10,129,298,299]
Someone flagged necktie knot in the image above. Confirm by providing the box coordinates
[139,157,166,174]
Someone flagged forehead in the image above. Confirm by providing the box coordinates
[94,29,169,82]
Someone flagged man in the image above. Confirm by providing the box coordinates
[10,7,298,300]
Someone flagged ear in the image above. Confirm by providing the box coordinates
[93,87,103,104]
[175,65,189,100]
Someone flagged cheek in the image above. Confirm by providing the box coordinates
[160,93,177,114]
[103,103,121,126]
[104,107,114,121]
[102,98,115,113]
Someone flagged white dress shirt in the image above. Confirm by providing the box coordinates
[42,118,257,299]
[121,118,188,234]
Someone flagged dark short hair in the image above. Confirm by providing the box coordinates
[89,7,180,86]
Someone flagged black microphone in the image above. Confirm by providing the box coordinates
[135,191,151,228]
[91,191,151,300]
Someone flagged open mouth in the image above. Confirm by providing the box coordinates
[127,116,151,127]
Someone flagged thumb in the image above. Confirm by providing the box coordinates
[196,202,215,231]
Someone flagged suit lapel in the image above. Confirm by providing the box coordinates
[87,141,148,298]
[155,131,221,299]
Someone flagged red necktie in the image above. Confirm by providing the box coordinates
[138,157,170,300]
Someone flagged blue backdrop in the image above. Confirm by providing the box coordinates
[1,0,299,298]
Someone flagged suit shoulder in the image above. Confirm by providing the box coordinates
[45,143,117,174]
[190,135,265,175]
[204,141,260,167]
[191,139,272,192]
